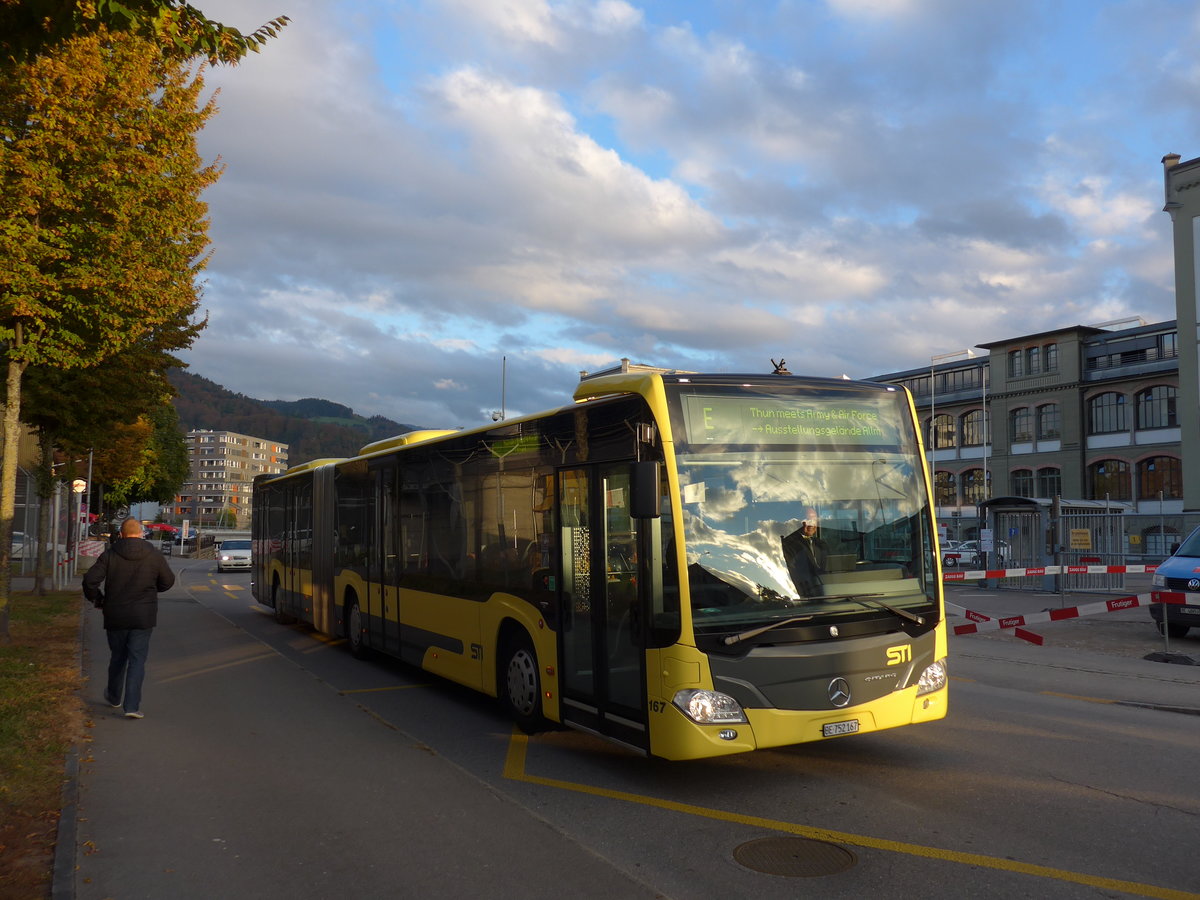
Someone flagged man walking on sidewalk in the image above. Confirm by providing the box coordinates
[82,518,175,719]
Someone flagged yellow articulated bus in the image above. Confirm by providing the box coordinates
[251,370,947,760]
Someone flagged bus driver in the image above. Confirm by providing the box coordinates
[782,506,829,598]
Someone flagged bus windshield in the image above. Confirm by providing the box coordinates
[666,382,938,637]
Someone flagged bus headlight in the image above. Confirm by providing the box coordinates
[672,689,748,724]
[915,659,947,696]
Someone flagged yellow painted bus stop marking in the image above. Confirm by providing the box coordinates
[502,732,1196,900]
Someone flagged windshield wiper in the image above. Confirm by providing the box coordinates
[842,594,925,625]
[724,615,814,646]
[722,592,926,646]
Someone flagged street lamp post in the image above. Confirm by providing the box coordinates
[981,367,988,503]
[930,349,977,531]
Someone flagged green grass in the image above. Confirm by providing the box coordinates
[0,591,83,898]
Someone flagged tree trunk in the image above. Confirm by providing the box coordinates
[34,434,54,596]
[0,353,28,644]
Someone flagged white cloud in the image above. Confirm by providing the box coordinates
[825,0,925,21]
[1039,173,1157,240]
[174,0,1182,432]
[441,0,563,47]
[432,67,720,249]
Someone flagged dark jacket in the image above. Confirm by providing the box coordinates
[82,537,175,630]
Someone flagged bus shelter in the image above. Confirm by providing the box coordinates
[978,497,1130,592]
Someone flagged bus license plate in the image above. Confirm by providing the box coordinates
[823,720,860,737]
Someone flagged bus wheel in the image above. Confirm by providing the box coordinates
[272,580,294,625]
[501,633,545,734]
[346,597,369,659]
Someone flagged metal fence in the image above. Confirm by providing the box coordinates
[939,511,1200,593]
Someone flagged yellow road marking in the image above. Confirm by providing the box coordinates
[1040,691,1117,705]
[503,733,1196,899]
[158,650,277,683]
[340,684,431,695]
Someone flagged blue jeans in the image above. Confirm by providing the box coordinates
[106,628,153,714]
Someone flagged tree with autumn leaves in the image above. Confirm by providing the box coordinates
[0,0,288,66]
[0,4,285,641]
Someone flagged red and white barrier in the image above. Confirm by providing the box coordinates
[951,591,1187,637]
[946,601,1045,645]
[943,563,1158,582]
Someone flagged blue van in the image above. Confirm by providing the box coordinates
[1149,527,1200,637]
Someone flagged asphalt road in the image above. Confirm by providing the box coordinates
[66,561,1200,899]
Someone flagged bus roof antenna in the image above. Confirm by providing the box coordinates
[771,358,791,375]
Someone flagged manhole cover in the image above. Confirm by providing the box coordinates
[733,836,857,877]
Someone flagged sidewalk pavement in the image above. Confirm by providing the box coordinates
[51,571,663,900]
[43,569,1200,899]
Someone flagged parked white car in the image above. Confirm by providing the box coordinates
[940,540,1008,566]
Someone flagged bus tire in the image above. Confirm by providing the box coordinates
[272,579,295,625]
[501,632,545,734]
[346,595,370,659]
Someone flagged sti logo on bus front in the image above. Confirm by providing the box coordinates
[886,645,912,666]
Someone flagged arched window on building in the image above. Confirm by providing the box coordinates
[1010,407,1032,443]
[932,414,955,450]
[1088,459,1131,501]
[1011,469,1034,498]
[1037,467,1061,499]
[1036,403,1060,440]
[960,409,986,447]
[961,468,988,504]
[1025,346,1040,374]
[1135,385,1177,430]
[1137,456,1182,500]
[1088,392,1127,435]
[933,471,957,507]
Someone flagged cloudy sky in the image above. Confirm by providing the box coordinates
[185,0,1197,433]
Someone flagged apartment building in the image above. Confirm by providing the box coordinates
[173,430,288,528]
[872,318,1182,548]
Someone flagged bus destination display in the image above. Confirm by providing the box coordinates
[680,394,900,446]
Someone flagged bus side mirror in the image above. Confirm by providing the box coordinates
[630,461,661,519]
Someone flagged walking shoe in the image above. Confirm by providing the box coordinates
[124,711,144,719]
[104,691,122,708]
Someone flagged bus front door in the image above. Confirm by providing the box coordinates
[557,464,648,752]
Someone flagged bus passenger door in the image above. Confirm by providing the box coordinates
[557,464,648,753]
[367,464,401,655]
[281,483,306,619]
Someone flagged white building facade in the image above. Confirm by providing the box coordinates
[173,430,288,528]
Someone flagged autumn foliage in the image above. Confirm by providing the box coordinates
[0,27,220,637]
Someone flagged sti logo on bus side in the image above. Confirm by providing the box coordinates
[886,645,912,666]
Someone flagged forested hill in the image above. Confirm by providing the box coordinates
[168,369,421,465]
